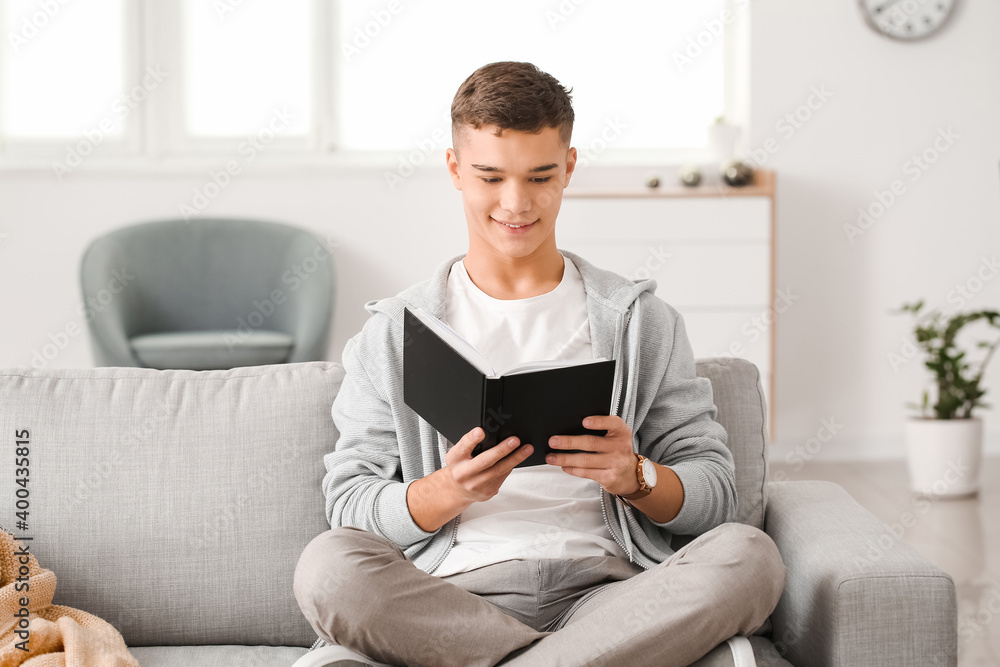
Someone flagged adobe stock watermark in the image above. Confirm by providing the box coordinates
[878,0,933,34]
[594,574,674,657]
[62,398,172,511]
[53,65,167,181]
[384,126,448,191]
[672,0,749,73]
[29,266,135,369]
[574,116,629,172]
[850,457,972,572]
[178,107,294,220]
[186,447,299,551]
[771,617,809,660]
[843,126,960,244]
[958,586,1000,656]
[887,254,999,372]
[712,287,799,359]
[771,416,843,481]
[223,241,333,351]
[743,85,834,169]
[545,0,590,30]
[213,0,247,20]
[628,246,671,281]
[7,0,71,53]
[946,254,1000,310]
[342,0,405,63]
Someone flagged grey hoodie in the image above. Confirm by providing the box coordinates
[322,248,737,573]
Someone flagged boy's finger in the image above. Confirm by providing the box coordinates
[474,435,521,471]
[449,427,485,460]
[496,444,534,477]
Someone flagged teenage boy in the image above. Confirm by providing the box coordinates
[294,61,786,667]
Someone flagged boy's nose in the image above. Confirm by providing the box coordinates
[499,182,533,216]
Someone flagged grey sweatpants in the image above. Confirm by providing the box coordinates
[293,521,785,667]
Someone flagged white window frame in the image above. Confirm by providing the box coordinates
[0,0,749,171]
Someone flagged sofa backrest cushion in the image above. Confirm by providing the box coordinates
[0,357,769,647]
[695,357,770,531]
[0,362,344,647]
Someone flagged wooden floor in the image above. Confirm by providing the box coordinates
[769,457,1000,666]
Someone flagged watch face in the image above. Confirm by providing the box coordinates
[859,0,957,41]
[642,459,657,488]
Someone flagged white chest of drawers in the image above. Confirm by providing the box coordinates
[558,170,777,439]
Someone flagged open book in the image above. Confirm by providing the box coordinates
[402,305,616,467]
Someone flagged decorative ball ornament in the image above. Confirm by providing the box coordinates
[679,165,702,187]
[645,174,661,189]
[721,160,754,187]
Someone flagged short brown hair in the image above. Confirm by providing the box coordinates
[451,61,574,150]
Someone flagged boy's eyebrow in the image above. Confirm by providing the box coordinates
[470,163,559,174]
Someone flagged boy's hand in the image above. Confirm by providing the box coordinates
[406,426,532,532]
[545,415,640,497]
[442,427,534,504]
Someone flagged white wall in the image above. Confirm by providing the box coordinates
[750,0,1000,460]
[0,166,469,371]
[1,0,998,461]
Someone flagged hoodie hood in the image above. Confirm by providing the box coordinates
[363,248,656,364]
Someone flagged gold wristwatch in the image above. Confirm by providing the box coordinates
[616,453,657,507]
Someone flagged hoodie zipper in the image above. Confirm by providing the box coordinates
[427,433,460,574]
[427,515,461,575]
[602,308,649,568]
[613,309,632,420]
[607,308,631,422]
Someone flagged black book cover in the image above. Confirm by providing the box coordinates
[402,306,616,467]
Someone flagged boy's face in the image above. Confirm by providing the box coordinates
[446,124,577,261]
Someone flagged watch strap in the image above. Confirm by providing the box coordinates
[615,454,653,506]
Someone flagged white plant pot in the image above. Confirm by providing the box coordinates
[904,417,982,498]
[707,123,741,163]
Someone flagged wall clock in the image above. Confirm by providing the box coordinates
[859,0,958,40]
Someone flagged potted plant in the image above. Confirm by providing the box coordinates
[895,300,1000,498]
[706,114,741,164]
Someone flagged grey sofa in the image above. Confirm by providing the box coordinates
[0,358,956,666]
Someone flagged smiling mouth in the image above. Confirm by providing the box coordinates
[493,217,537,229]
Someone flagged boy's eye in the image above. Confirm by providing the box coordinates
[479,177,552,184]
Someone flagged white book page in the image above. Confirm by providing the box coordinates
[408,306,497,377]
[501,357,609,376]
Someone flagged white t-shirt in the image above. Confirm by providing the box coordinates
[432,252,628,577]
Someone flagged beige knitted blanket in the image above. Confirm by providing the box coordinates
[0,530,139,667]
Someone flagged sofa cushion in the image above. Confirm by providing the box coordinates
[128,645,308,667]
[0,362,343,648]
[129,329,294,370]
[695,357,769,530]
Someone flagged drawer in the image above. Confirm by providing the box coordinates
[561,242,770,307]
[558,197,771,241]
[678,310,772,375]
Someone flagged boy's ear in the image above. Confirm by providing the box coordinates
[446,147,462,190]
[563,146,578,188]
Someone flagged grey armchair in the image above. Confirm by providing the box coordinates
[80,218,335,369]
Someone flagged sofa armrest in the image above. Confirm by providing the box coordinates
[763,480,957,667]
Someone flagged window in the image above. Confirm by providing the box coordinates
[1,0,132,157]
[0,0,746,163]
[336,0,729,153]
[180,0,312,138]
